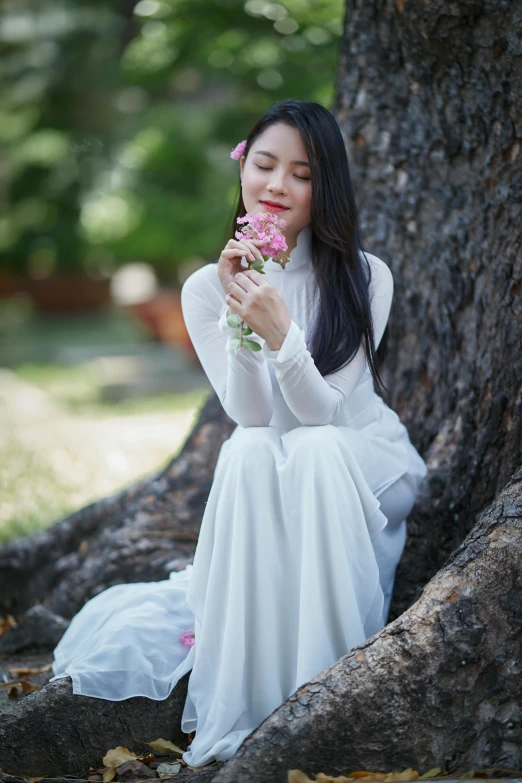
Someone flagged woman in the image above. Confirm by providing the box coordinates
[50,100,427,769]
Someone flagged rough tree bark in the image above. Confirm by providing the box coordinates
[340,0,522,619]
[211,468,522,782]
[1,0,521,780]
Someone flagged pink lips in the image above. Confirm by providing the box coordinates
[260,200,289,211]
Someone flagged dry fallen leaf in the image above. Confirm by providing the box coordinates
[286,767,513,783]
[0,678,30,689]
[0,614,19,638]
[96,767,114,780]
[318,774,381,782]
[290,768,423,783]
[138,753,156,765]
[8,663,53,676]
[7,680,41,698]
[385,770,419,781]
[147,738,185,755]
[103,746,139,769]
[101,743,159,781]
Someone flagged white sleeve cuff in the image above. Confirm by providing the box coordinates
[218,304,239,334]
[261,319,304,364]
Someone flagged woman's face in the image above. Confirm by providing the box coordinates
[239,122,312,249]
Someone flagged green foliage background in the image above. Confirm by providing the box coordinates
[0,0,344,283]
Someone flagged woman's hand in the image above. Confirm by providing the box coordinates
[217,237,266,296]
[225,269,292,351]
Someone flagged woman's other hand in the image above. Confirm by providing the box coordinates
[225,269,291,351]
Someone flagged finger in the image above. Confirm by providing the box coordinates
[231,237,265,255]
[233,271,258,291]
[242,269,265,281]
[224,245,256,262]
[223,246,252,258]
[236,241,259,262]
[228,281,247,299]
[243,239,265,261]
[234,237,263,260]
[225,292,242,310]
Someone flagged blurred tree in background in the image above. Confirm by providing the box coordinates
[0,0,343,286]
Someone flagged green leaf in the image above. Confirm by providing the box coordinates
[226,314,242,328]
[241,325,252,335]
[242,338,262,351]
[250,258,264,272]
[418,769,442,780]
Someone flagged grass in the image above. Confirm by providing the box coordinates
[15,361,208,416]
[0,427,86,545]
[0,376,210,545]
[0,300,211,545]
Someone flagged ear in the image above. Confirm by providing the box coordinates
[240,155,245,181]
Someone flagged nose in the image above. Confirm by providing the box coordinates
[267,168,287,195]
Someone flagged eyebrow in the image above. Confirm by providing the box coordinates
[254,150,310,167]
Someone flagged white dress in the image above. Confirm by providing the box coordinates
[50,223,427,768]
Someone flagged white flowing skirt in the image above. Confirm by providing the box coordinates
[50,420,427,769]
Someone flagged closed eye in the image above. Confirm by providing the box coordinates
[255,164,310,181]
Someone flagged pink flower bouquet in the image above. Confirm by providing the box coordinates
[227,210,290,350]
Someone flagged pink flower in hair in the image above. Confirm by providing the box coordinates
[230,139,247,160]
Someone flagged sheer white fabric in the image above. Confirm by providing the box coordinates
[181,224,394,429]
[50,223,427,769]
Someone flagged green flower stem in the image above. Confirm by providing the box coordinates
[225,255,271,351]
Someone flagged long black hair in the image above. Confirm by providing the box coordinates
[226,99,390,399]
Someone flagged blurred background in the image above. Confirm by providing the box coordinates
[0,0,344,544]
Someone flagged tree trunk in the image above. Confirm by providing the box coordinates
[1,0,521,779]
[335,0,522,620]
[211,468,522,782]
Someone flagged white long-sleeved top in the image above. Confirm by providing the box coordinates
[180,223,394,430]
